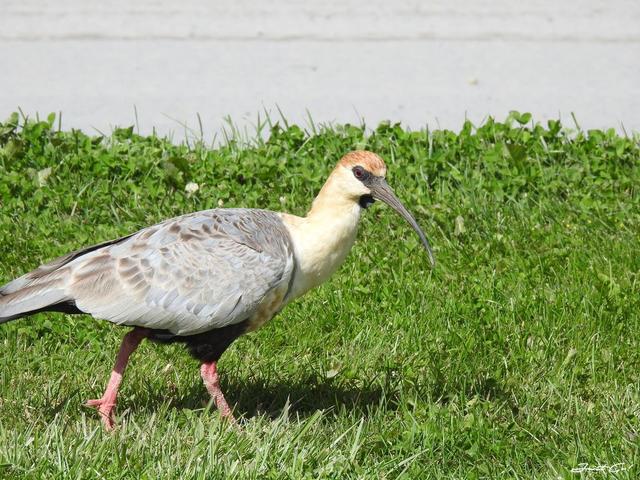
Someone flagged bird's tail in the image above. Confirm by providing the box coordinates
[0,254,83,324]
[1,233,133,324]
[0,272,75,324]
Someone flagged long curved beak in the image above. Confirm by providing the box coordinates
[369,178,436,267]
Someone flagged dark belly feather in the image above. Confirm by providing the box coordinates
[148,320,250,362]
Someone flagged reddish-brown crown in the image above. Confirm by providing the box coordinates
[337,151,387,177]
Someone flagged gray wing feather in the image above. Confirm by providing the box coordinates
[1,209,295,335]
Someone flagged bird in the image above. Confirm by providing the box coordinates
[0,150,435,430]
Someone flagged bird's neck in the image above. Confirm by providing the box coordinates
[281,180,362,301]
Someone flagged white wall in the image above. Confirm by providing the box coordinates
[1,0,638,138]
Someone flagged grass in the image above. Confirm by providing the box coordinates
[0,111,639,479]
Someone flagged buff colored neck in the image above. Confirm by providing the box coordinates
[281,172,362,301]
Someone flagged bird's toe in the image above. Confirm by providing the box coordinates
[84,398,117,430]
[100,411,116,431]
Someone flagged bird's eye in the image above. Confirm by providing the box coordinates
[352,166,366,180]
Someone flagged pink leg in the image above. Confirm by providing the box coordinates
[200,361,236,423]
[86,328,148,430]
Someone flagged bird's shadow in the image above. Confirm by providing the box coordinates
[54,371,517,424]
[135,373,398,420]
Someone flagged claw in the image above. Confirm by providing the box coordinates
[85,397,116,430]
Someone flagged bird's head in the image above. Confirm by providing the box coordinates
[332,150,436,267]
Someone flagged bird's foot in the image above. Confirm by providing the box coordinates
[85,397,117,431]
[84,328,148,431]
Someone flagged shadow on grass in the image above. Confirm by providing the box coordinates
[78,369,517,421]
[52,363,516,424]
[133,373,399,420]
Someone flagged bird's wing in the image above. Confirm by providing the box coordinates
[2,209,295,335]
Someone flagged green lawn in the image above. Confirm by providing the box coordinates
[0,112,639,479]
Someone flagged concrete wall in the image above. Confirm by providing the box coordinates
[2,0,638,138]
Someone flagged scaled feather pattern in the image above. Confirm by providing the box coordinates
[0,209,295,336]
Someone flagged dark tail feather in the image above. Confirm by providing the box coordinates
[0,298,82,324]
